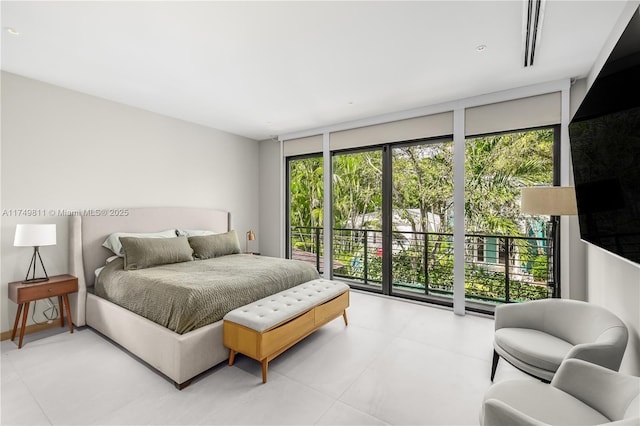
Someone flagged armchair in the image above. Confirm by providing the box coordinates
[492,299,628,382]
[481,358,640,425]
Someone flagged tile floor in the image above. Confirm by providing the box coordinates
[1,290,532,425]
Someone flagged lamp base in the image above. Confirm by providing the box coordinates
[21,277,50,284]
[23,247,50,284]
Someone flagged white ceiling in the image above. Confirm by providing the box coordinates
[1,1,633,141]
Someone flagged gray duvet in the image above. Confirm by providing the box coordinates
[95,254,320,334]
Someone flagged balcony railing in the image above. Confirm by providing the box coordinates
[290,226,552,304]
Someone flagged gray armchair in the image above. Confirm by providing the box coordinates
[481,358,640,425]
[492,299,628,382]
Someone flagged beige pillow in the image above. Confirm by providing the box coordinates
[102,229,178,256]
[188,230,241,259]
[120,236,193,270]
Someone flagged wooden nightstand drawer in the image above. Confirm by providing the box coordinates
[9,274,78,304]
[16,280,78,303]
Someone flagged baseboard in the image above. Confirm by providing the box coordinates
[0,321,59,341]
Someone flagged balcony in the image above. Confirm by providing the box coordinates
[290,226,552,307]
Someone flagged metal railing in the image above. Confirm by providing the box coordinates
[290,226,552,304]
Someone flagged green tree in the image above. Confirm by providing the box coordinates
[392,143,454,278]
[332,151,382,229]
[465,130,553,235]
[289,157,323,253]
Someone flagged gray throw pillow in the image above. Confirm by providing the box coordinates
[188,230,241,259]
[120,236,194,270]
[102,229,177,256]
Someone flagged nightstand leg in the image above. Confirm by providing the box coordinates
[63,295,73,333]
[11,303,24,341]
[58,296,64,327]
[18,302,30,349]
[58,296,64,328]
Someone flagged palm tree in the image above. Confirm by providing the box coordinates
[465,129,553,236]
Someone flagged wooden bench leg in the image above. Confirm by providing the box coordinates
[228,350,236,366]
[343,310,349,326]
[261,359,268,383]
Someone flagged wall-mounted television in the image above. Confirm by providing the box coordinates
[569,10,640,265]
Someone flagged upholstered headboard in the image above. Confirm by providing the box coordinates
[68,207,230,326]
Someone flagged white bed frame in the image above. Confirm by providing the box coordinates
[68,207,231,389]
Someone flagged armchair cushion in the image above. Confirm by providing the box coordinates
[495,328,572,372]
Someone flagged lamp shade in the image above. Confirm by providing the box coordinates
[14,224,57,247]
[521,187,578,216]
[247,230,255,241]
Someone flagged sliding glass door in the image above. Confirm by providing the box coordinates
[464,128,557,304]
[390,140,454,301]
[331,148,383,289]
[286,126,558,311]
[327,140,455,303]
[287,155,324,273]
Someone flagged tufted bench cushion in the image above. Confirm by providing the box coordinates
[224,279,349,332]
[223,278,349,383]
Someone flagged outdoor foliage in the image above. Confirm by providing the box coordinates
[288,129,555,303]
[465,130,553,235]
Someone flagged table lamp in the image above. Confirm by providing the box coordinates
[246,230,256,254]
[14,224,57,283]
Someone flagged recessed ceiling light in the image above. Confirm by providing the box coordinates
[476,44,487,52]
[6,28,20,36]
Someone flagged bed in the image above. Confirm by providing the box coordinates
[68,207,319,389]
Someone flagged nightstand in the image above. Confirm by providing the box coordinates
[8,274,78,348]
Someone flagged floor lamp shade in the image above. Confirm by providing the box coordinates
[520,187,577,216]
[14,224,57,283]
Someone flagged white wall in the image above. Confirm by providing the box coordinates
[1,71,259,332]
[258,138,281,257]
[586,245,640,375]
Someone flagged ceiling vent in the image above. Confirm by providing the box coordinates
[523,0,546,67]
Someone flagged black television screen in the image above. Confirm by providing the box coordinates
[569,107,640,264]
[569,10,640,264]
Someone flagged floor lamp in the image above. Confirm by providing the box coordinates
[520,187,577,297]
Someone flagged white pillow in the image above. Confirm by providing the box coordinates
[102,229,177,256]
[94,255,120,280]
[176,229,218,237]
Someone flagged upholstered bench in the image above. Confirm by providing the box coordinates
[223,279,349,383]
